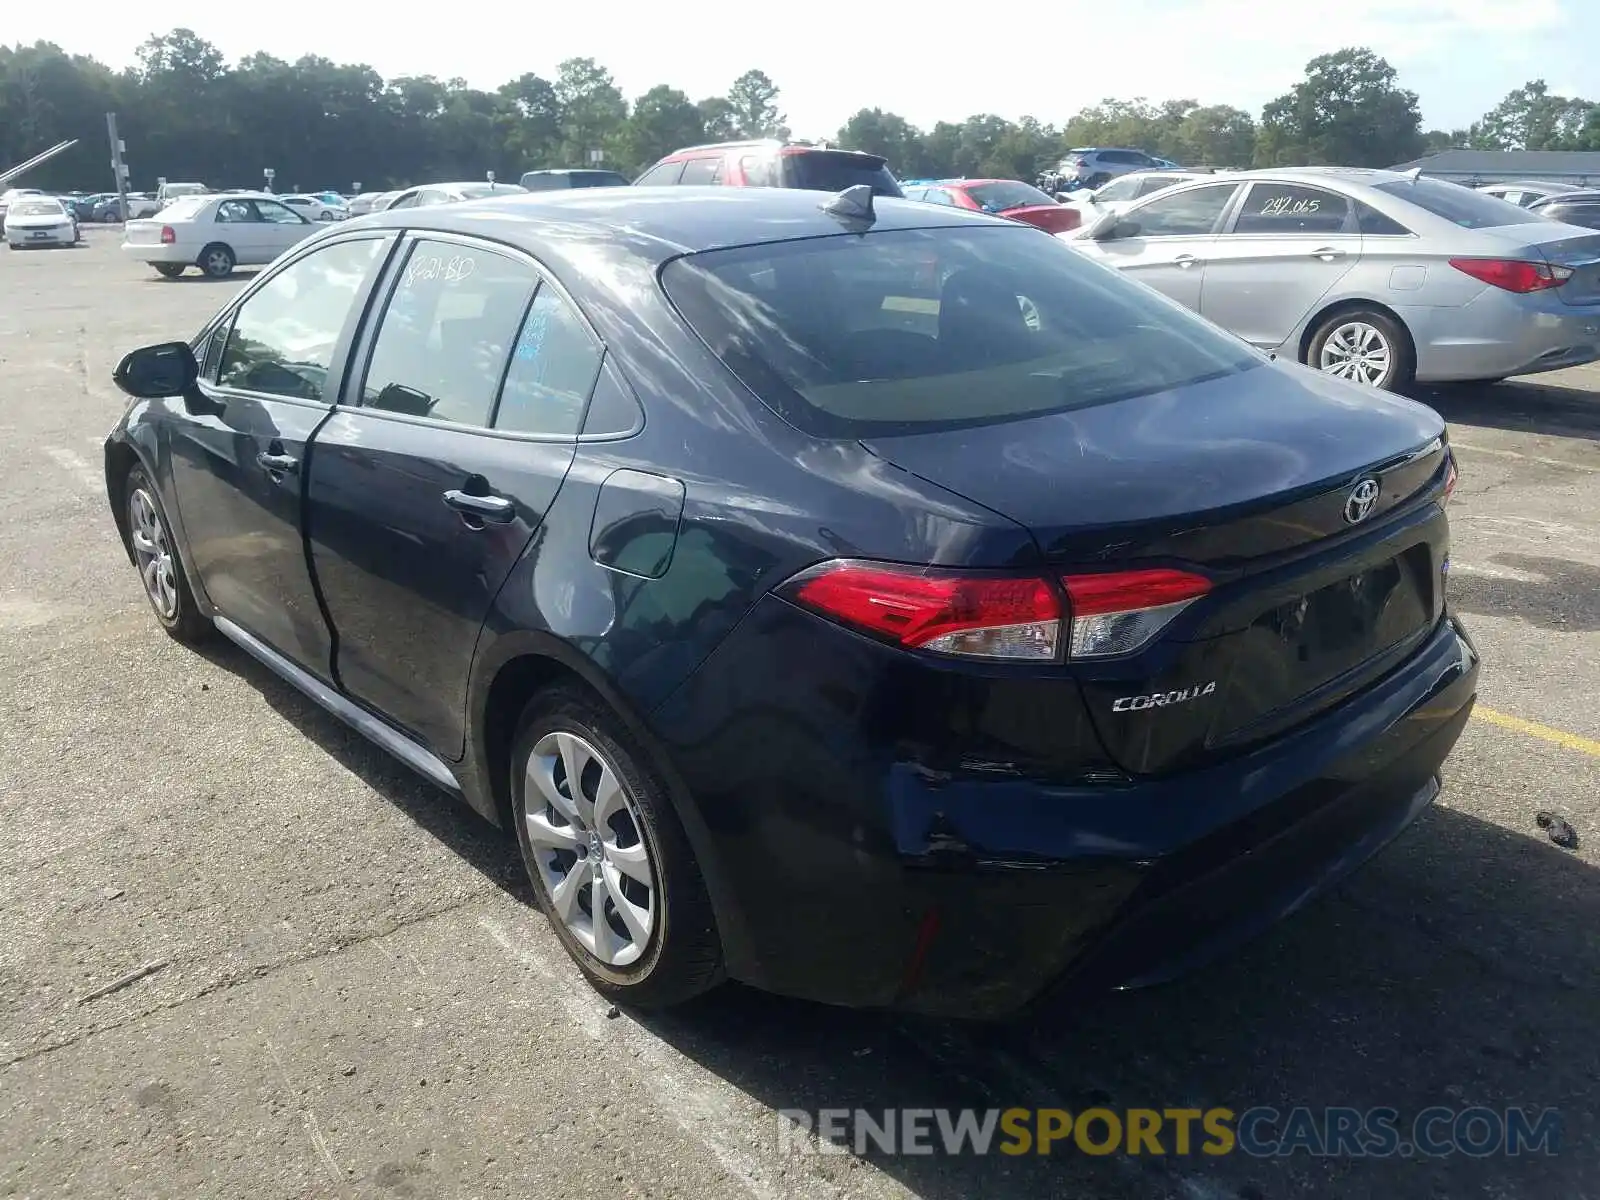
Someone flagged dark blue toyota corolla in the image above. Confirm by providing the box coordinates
[105,185,1478,1018]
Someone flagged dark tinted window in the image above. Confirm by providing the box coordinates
[784,151,903,197]
[678,157,721,185]
[1120,183,1237,236]
[218,238,383,402]
[1093,176,1143,202]
[635,161,685,186]
[571,171,629,188]
[580,355,644,436]
[360,241,537,426]
[520,173,570,191]
[1357,203,1412,236]
[1374,178,1527,229]
[495,285,604,436]
[1137,174,1188,197]
[662,226,1259,439]
[964,181,1056,211]
[1231,183,1350,235]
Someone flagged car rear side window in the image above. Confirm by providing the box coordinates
[739,155,777,187]
[1136,175,1186,198]
[494,285,604,436]
[1356,203,1412,236]
[635,161,685,186]
[359,240,539,427]
[1231,183,1351,235]
[662,225,1261,439]
[1093,176,1142,202]
[217,238,385,403]
[1374,177,1526,229]
[678,157,721,185]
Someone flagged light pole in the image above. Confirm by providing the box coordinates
[263,167,275,194]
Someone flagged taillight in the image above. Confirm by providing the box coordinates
[160,225,175,245]
[1448,257,1572,293]
[781,560,1212,661]
[782,561,1061,661]
[1061,568,1212,658]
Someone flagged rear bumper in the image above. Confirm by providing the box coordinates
[1402,290,1600,382]
[650,607,1479,1018]
[7,226,74,245]
[122,242,191,264]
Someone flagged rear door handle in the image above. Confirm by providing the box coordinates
[1311,247,1346,261]
[1173,254,1200,268]
[256,451,299,475]
[443,489,515,524]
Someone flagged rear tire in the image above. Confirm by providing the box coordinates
[511,686,723,1009]
[1305,308,1415,392]
[198,243,235,278]
[154,263,185,278]
[124,466,212,644]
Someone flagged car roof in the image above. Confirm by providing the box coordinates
[353,185,1013,270]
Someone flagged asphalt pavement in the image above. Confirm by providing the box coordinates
[2,229,1597,1199]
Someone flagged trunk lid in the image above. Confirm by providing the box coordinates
[1006,204,1082,235]
[860,360,1451,775]
[124,219,167,246]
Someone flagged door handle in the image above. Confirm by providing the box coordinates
[442,489,515,524]
[256,451,299,475]
[1173,254,1200,268]
[1310,247,1346,261]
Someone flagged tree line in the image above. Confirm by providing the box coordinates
[3,32,1598,196]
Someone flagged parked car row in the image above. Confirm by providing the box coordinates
[1062,167,1600,389]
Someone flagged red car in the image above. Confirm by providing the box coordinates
[901,178,1081,235]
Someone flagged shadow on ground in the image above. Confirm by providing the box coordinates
[201,639,1597,1200]
[1419,379,1600,441]
[1448,553,1600,632]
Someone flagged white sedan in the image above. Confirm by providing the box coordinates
[122,192,317,278]
[4,196,79,248]
[279,194,347,222]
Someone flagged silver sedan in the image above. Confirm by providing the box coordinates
[1066,167,1600,390]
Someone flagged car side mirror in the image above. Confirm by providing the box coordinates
[113,341,199,399]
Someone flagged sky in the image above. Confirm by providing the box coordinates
[8,0,1598,139]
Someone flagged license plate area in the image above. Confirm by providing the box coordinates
[1258,548,1430,674]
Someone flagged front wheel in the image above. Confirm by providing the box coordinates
[125,466,212,644]
[511,687,723,1008]
[1306,309,1415,392]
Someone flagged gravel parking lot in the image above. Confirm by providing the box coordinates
[3,228,1598,1200]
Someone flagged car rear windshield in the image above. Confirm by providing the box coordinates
[785,151,903,197]
[158,197,210,218]
[1374,178,1529,229]
[661,225,1262,438]
[11,200,62,216]
[965,181,1057,211]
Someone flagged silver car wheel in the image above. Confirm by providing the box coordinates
[128,487,179,620]
[1318,320,1392,386]
[524,730,657,968]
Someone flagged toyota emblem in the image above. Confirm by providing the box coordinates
[1344,477,1381,525]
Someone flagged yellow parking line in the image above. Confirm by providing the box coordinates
[1474,706,1600,758]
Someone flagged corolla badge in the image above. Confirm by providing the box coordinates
[1111,682,1217,712]
[1343,477,1381,525]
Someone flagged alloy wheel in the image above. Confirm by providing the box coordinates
[1318,320,1392,386]
[524,730,657,968]
[128,487,179,621]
